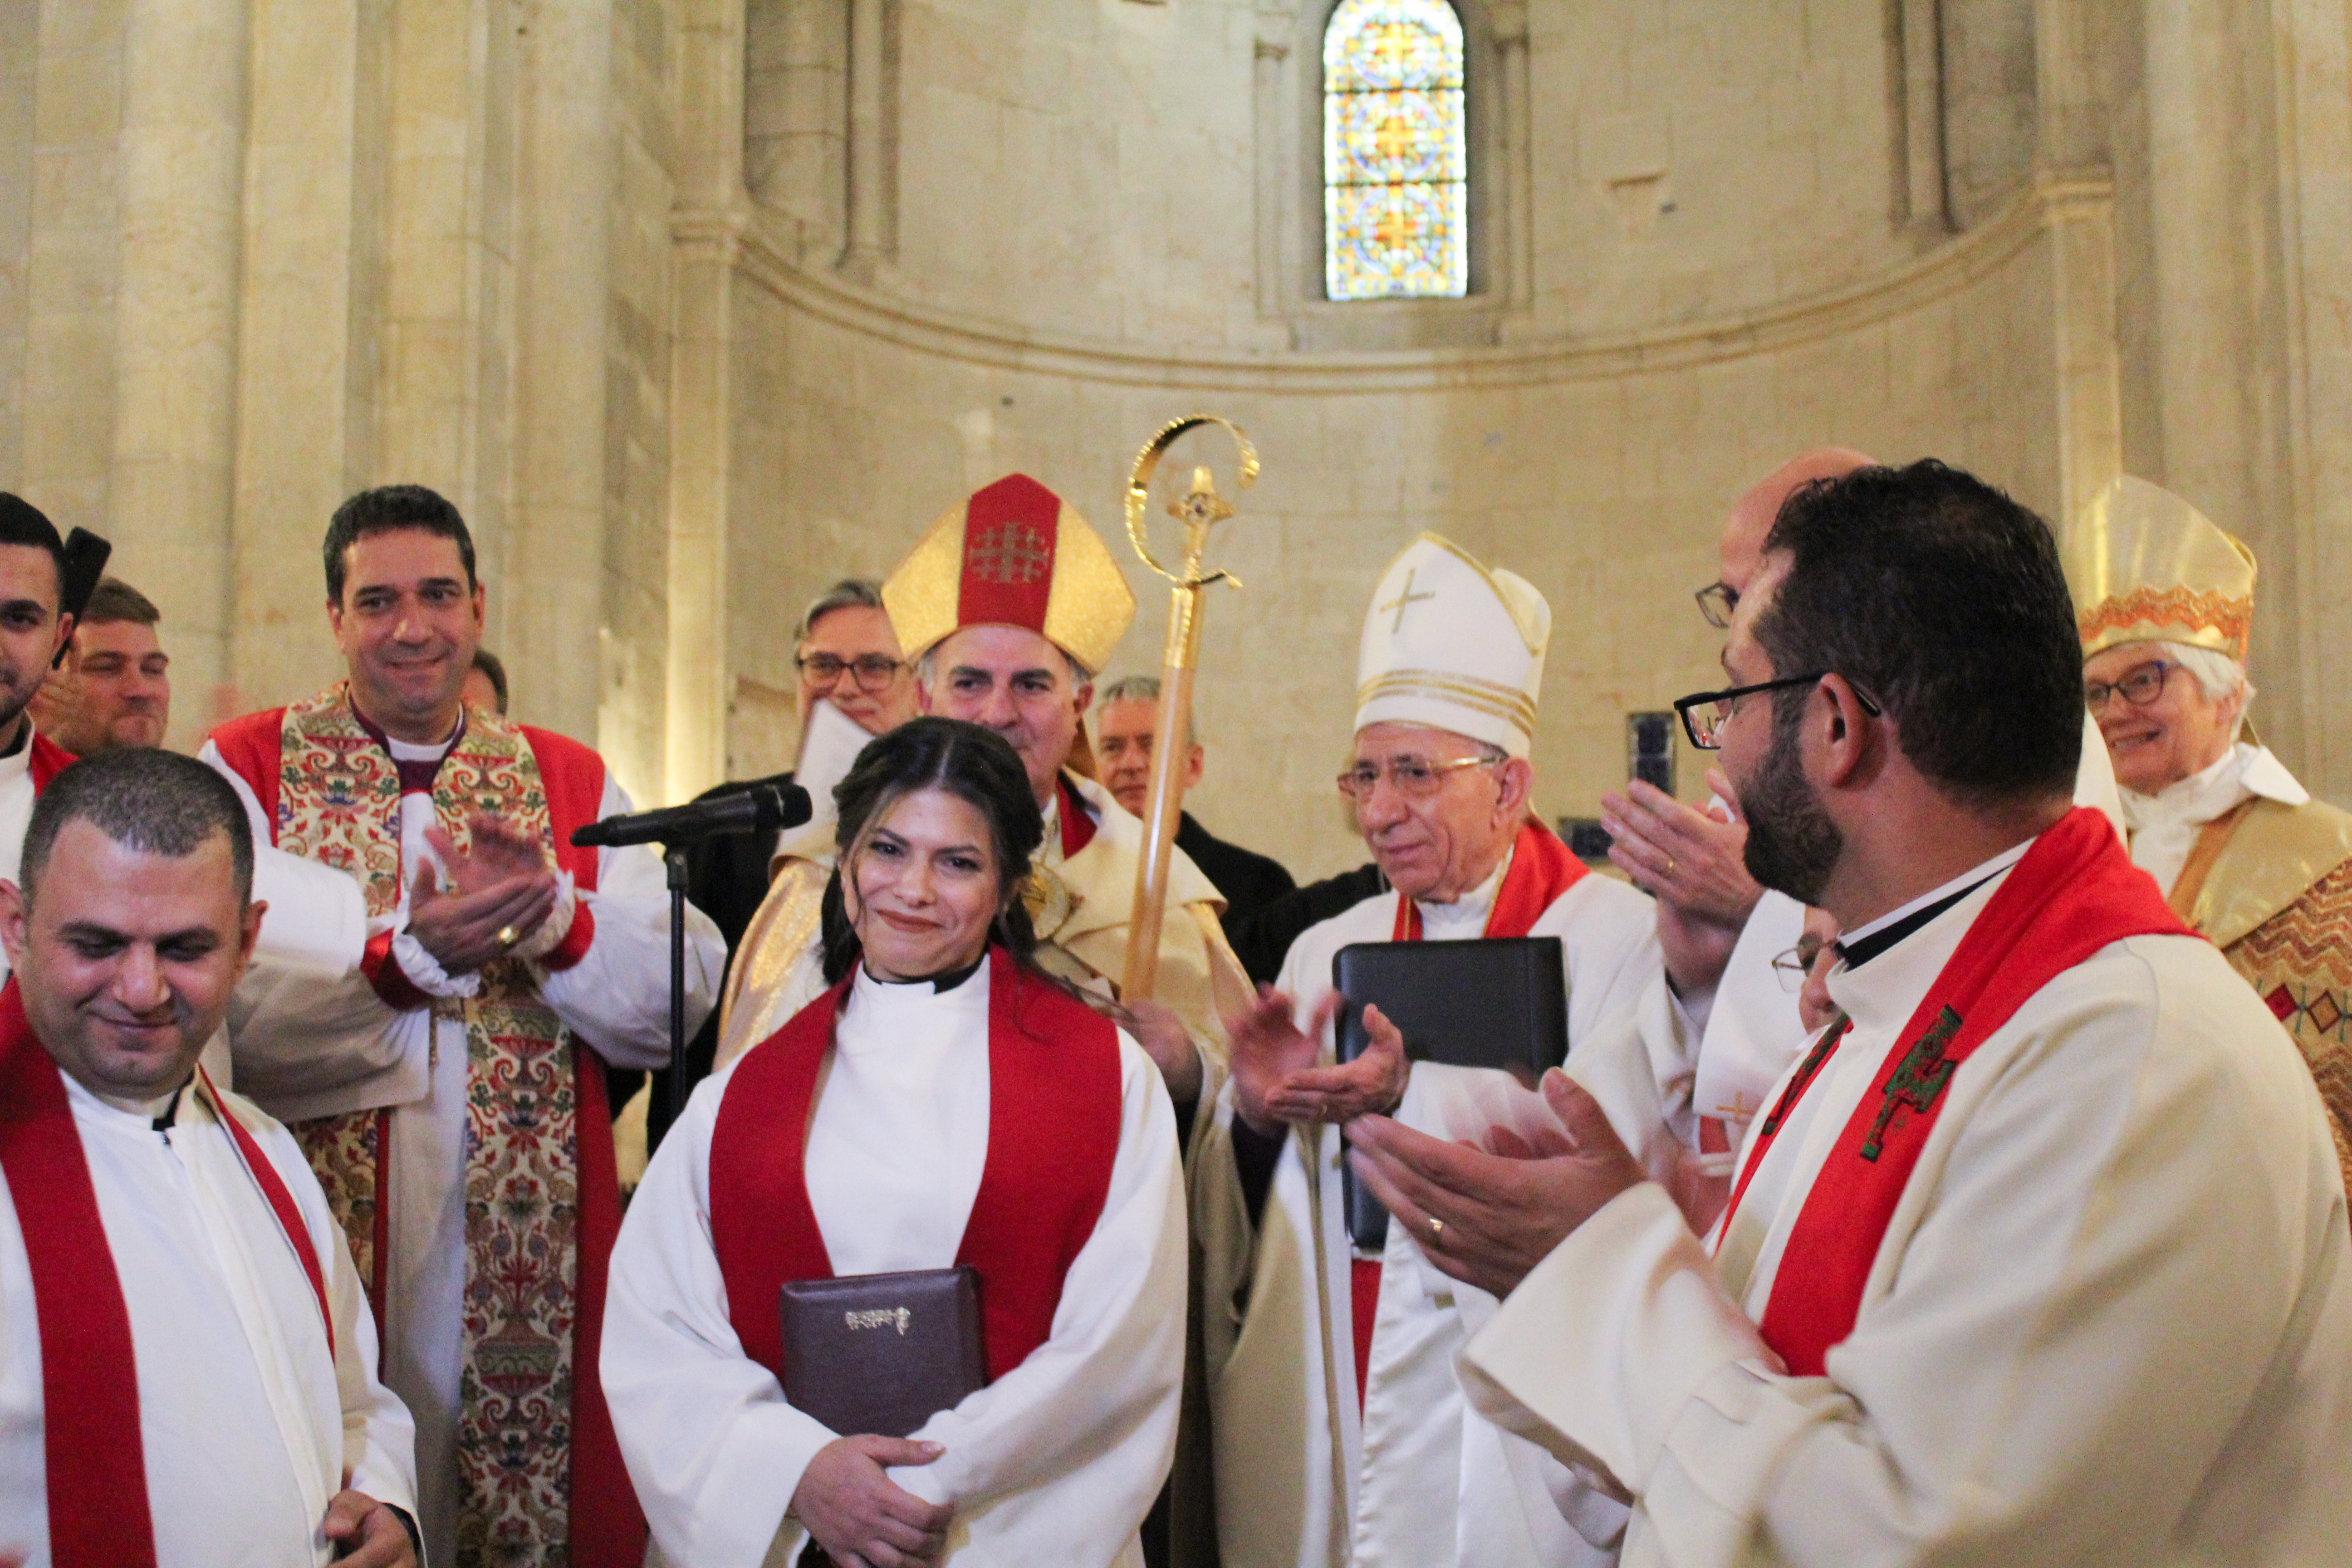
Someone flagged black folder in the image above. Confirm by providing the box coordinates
[780,1266,986,1439]
[1333,936,1570,1252]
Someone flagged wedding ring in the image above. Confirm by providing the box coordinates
[495,924,519,949]
[1428,1216,1445,1242]
[1664,855,1677,879]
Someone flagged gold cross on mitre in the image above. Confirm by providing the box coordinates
[1379,566,1436,632]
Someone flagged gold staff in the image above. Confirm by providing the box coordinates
[1119,415,1257,1001]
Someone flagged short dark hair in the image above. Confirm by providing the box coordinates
[79,576,161,629]
[323,485,477,605]
[818,717,1044,985]
[0,494,68,609]
[1755,460,2082,808]
[470,647,510,713]
[21,749,255,907]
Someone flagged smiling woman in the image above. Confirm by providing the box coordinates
[603,715,1188,1567]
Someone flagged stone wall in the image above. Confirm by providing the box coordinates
[0,0,2345,883]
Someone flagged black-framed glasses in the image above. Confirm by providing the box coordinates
[2083,659,2175,711]
[1694,582,1738,629]
[796,652,904,691]
[1673,672,1883,749]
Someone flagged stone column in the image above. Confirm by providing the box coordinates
[505,0,614,745]
[663,0,750,804]
[1492,0,1533,310]
[840,0,891,280]
[108,0,249,735]
[2042,172,2123,528]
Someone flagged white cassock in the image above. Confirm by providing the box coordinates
[0,1075,417,1566]
[1458,843,2352,1567]
[1199,856,1660,1568]
[605,960,1186,1568]
[200,729,725,1557]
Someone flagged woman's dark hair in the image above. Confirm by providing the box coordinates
[819,717,1045,984]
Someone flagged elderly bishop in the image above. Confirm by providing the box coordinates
[1200,534,1661,1568]
[2068,475,2352,1193]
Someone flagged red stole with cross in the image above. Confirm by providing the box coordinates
[1356,818,1588,1400]
[1719,807,2189,1377]
[207,684,641,1567]
[0,981,334,1568]
[708,947,1123,1391]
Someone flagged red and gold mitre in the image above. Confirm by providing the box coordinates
[2064,475,2256,662]
[881,474,1135,672]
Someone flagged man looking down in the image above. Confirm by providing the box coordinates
[0,750,420,1566]
[1352,461,2352,1566]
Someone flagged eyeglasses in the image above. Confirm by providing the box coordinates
[2083,660,2174,711]
[1336,755,1500,801]
[1673,672,1883,750]
[796,652,904,691]
[1694,582,1738,630]
[1771,932,1828,992]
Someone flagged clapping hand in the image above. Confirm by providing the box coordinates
[1600,769,1764,995]
[1347,1069,1646,1299]
[404,812,559,975]
[1226,988,1409,1135]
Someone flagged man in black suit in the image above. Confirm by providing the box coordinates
[1093,675,1298,926]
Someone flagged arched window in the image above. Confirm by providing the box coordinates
[1322,0,1468,301]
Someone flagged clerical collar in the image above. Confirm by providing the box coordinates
[1835,839,2032,970]
[866,950,987,994]
[1417,845,1512,936]
[352,699,465,794]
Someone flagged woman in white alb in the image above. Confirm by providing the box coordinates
[603,717,1184,1568]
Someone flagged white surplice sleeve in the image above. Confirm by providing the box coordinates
[1459,938,2352,1568]
[887,1032,1185,1557]
[535,774,725,1071]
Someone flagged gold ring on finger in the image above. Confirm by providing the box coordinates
[1664,855,1676,879]
[1428,1215,1444,1242]
[495,924,520,949]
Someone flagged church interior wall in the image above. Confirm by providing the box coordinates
[0,0,2346,875]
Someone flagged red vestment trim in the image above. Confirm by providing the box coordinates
[710,946,1123,1392]
[207,705,292,835]
[26,730,74,790]
[1058,773,1098,859]
[195,1063,334,1360]
[1389,817,1588,942]
[1364,817,1588,1402]
[1729,808,2189,1377]
[956,474,1062,638]
[0,980,157,1568]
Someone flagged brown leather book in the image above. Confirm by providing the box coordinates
[780,1266,987,1439]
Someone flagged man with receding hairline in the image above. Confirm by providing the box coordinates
[0,749,419,1567]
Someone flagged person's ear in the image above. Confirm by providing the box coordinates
[1183,744,1204,791]
[0,879,27,976]
[1071,680,1093,719]
[1812,676,1878,789]
[1495,757,1534,823]
[914,680,937,715]
[238,899,268,972]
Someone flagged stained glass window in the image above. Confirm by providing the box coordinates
[1323,0,1467,301]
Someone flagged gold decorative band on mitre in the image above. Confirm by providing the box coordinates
[1355,668,1539,734]
[2078,585,2253,663]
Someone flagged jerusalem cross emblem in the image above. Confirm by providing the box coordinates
[1859,1005,1962,1161]
[966,521,1052,584]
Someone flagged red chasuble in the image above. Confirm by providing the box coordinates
[0,982,332,1568]
[708,947,1123,1393]
[1356,818,1589,1397]
[1719,807,2190,1377]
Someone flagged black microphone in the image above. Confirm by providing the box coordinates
[569,780,813,848]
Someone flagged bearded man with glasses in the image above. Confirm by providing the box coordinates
[1200,533,1660,1568]
[2067,475,2352,1198]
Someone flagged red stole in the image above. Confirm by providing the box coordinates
[26,730,74,789]
[1389,816,1589,942]
[1357,818,1589,1401]
[0,982,333,1568]
[709,948,1123,1391]
[1722,808,2189,1377]
[1057,773,1098,859]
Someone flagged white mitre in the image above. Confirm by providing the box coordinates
[1355,532,1550,758]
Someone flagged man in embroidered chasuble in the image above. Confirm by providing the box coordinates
[201,485,727,1568]
[1200,532,1662,1568]
[0,749,420,1567]
[1338,461,2352,1567]
[2066,474,2352,1199]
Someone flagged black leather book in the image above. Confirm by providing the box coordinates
[780,1267,986,1439]
[1333,936,1570,1252]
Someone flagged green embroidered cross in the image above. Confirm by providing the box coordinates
[1860,1005,1963,1162]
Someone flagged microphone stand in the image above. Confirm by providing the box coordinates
[667,843,691,1130]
